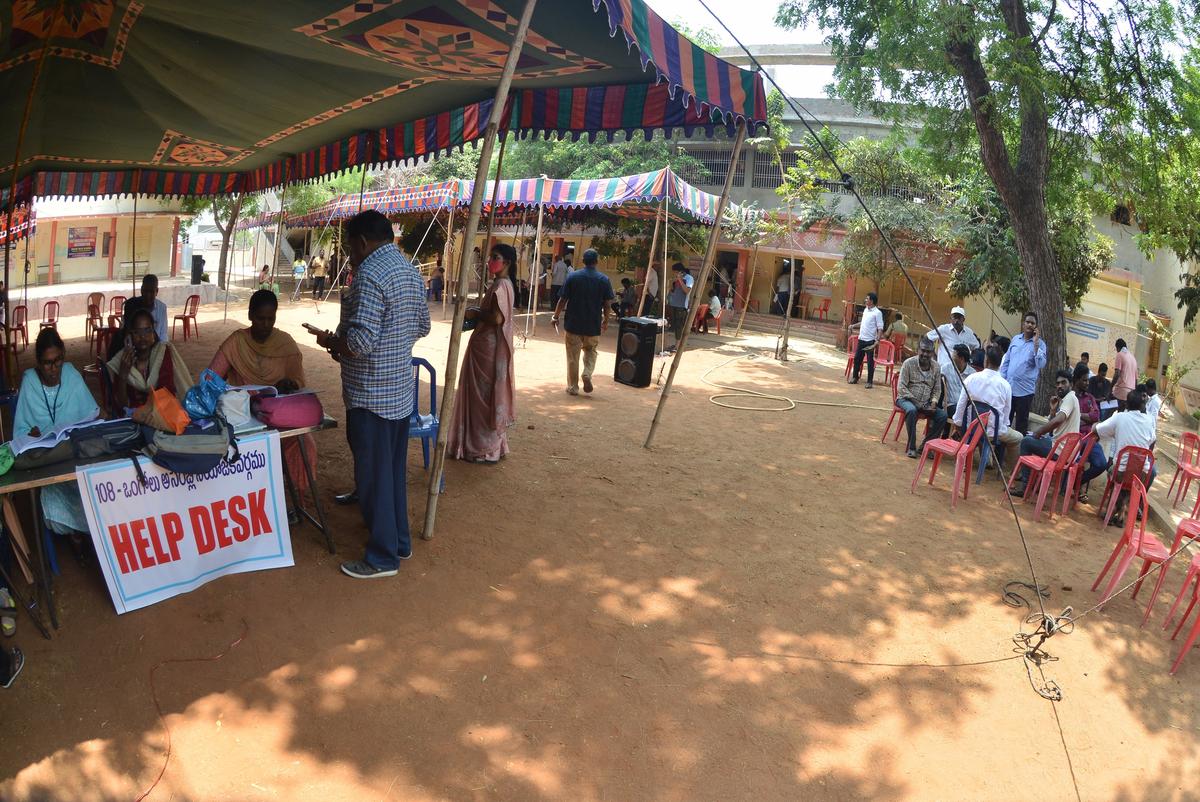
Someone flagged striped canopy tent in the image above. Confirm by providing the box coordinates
[0,206,35,246]
[0,0,765,207]
[286,168,721,228]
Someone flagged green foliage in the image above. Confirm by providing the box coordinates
[284,169,369,217]
[667,19,722,55]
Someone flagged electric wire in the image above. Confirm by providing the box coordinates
[695,0,1051,632]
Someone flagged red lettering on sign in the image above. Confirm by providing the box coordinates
[145,516,170,566]
[162,512,185,561]
[212,499,233,549]
[130,519,155,568]
[248,489,271,536]
[109,523,137,574]
[189,505,215,555]
[228,494,249,542]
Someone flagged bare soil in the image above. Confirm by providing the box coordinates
[2,297,1199,801]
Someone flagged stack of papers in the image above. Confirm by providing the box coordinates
[9,414,104,455]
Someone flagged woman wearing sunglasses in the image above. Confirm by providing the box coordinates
[447,244,518,463]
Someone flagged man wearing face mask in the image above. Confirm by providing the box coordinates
[314,210,430,580]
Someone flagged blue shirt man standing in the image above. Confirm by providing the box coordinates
[999,310,1047,434]
[315,210,430,580]
[553,248,614,396]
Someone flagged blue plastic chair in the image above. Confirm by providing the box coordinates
[409,357,439,469]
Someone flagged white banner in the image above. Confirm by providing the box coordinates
[76,431,294,614]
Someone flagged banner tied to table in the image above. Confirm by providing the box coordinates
[77,431,293,614]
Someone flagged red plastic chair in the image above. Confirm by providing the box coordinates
[874,339,897,385]
[6,305,27,352]
[690,304,710,333]
[1091,478,1169,612]
[1100,446,1155,527]
[881,372,934,444]
[1004,432,1082,522]
[39,300,59,331]
[1061,430,1098,516]
[709,306,723,335]
[1143,518,1200,632]
[1169,432,1200,510]
[812,298,830,322]
[85,303,103,343]
[910,412,990,508]
[1163,553,1200,674]
[172,294,200,340]
[843,334,859,380]
[108,295,126,329]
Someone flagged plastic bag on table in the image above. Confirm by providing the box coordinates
[183,368,229,420]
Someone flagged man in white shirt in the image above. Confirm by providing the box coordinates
[951,346,1023,447]
[773,269,792,315]
[1094,388,1157,523]
[639,264,660,316]
[940,343,975,433]
[1007,368,1080,496]
[1143,379,1163,442]
[849,291,885,388]
[927,306,980,368]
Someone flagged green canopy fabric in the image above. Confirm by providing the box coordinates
[0,0,765,206]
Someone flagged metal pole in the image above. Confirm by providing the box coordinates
[423,0,538,540]
[441,207,455,321]
[660,190,669,355]
[129,175,140,295]
[636,194,664,317]
[644,121,747,448]
[777,214,797,361]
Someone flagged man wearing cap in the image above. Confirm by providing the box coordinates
[553,248,614,396]
[927,307,980,369]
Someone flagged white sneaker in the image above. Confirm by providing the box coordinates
[566,387,579,396]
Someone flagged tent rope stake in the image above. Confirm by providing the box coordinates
[422,0,539,541]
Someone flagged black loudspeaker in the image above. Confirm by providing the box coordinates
[615,316,659,388]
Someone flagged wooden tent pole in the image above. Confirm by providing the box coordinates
[636,194,664,316]
[129,174,141,294]
[776,204,798,361]
[270,166,291,288]
[423,0,538,541]
[644,121,746,448]
[734,243,759,337]
[527,178,546,336]
[660,188,669,355]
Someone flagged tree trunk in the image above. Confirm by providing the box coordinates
[218,230,232,289]
[1008,195,1066,413]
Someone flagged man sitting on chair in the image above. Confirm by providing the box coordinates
[896,337,947,459]
[1093,388,1157,525]
[950,345,1023,455]
[1007,368,1080,497]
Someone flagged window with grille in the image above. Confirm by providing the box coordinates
[681,148,746,187]
[751,150,799,189]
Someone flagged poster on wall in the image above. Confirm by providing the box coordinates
[802,275,832,298]
[67,226,97,259]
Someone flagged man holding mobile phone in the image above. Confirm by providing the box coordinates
[998,311,1047,435]
[312,210,430,580]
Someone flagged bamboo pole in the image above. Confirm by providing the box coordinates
[635,195,664,317]
[220,193,244,323]
[777,216,797,361]
[423,0,538,541]
[526,178,545,337]
[734,243,759,337]
[660,189,669,355]
[644,121,747,449]
[270,163,293,288]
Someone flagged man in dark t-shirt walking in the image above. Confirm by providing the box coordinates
[552,248,614,396]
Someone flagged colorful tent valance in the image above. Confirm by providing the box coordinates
[282,168,723,230]
[0,0,766,207]
[0,206,35,247]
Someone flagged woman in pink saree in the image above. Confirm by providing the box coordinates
[448,243,517,463]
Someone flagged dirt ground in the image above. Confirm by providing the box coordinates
[2,294,1200,801]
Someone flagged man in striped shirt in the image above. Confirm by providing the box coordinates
[316,210,431,580]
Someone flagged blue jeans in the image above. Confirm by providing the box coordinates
[1081,441,1108,484]
[896,399,947,451]
[348,408,413,570]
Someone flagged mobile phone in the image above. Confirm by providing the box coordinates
[302,323,325,335]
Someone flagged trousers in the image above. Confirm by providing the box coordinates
[853,338,876,383]
[1011,394,1033,435]
[896,399,947,451]
[347,408,412,570]
[565,332,599,391]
